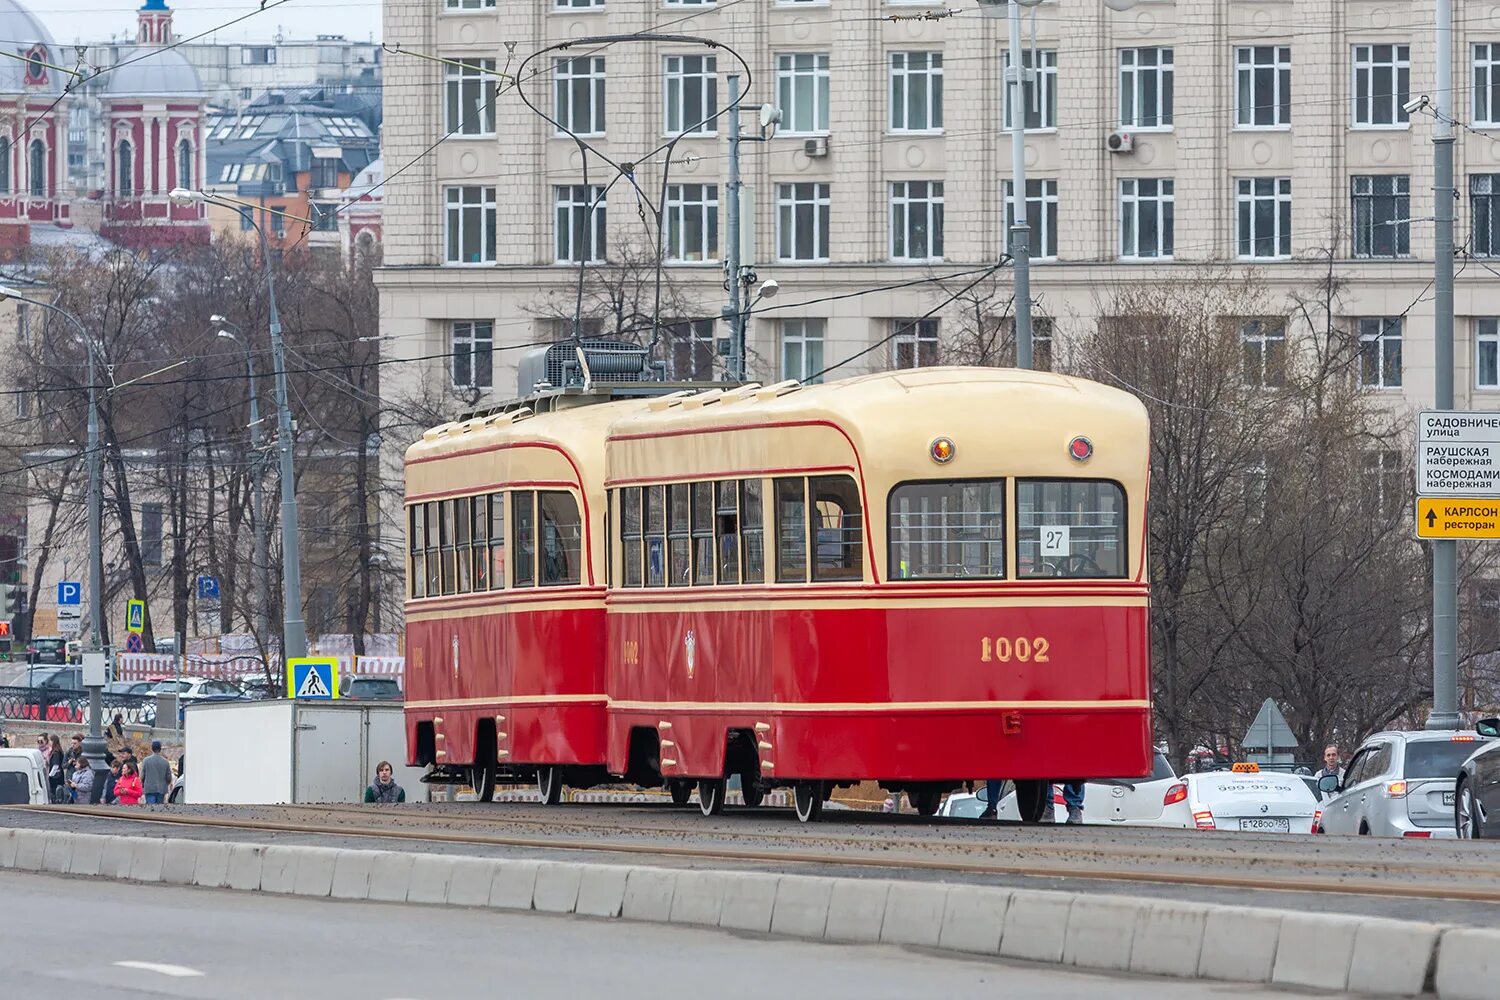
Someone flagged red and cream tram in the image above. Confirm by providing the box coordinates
[403,366,1151,821]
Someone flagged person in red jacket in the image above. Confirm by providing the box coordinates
[114,760,144,806]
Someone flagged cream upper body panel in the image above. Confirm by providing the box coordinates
[604,369,1151,584]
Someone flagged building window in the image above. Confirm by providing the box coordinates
[776,53,830,134]
[1119,177,1174,258]
[140,503,163,566]
[116,141,133,197]
[664,183,718,262]
[311,203,338,232]
[1240,319,1286,388]
[891,318,940,369]
[1363,449,1404,516]
[1476,44,1500,125]
[1351,174,1410,258]
[1120,47,1173,128]
[1235,46,1291,127]
[1002,49,1056,131]
[554,56,606,137]
[1352,44,1411,126]
[664,54,717,134]
[890,180,944,262]
[776,182,830,261]
[1479,318,1500,388]
[889,52,943,133]
[1473,174,1500,256]
[551,0,600,8]
[445,57,498,136]
[28,139,44,198]
[241,46,276,65]
[311,156,339,189]
[667,319,715,380]
[1003,179,1058,260]
[444,185,497,265]
[0,136,9,195]
[1358,317,1403,389]
[1235,177,1292,258]
[664,0,716,5]
[781,318,825,384]
[176,139,192,190]
[555,184,607,263]
[452,320,494,389]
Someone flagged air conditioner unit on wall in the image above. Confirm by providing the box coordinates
[803,137,829,158]
[1106,130,1135,153]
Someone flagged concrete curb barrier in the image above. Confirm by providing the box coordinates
[0,829,1470,996]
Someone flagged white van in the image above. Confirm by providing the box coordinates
[0,748,50,805]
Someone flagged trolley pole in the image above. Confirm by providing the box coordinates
[1006,0,1035,370]
[1428,0,1460,730]
[724,73,746,382]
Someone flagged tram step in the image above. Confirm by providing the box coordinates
[420,766,471,785]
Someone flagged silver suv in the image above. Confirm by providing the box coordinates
[1317,730,1493,838]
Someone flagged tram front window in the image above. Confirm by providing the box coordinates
[1016,480,1126,579]
[889,480,1005,580]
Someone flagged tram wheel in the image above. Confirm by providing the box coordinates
[741,777,764,808]
[537,765,563,806]
[910,788,941,817]
[794,782,824,823]
[668,778,693,807]
[470,760,496,803]
[1014,780,1050,824]
[698,778,726,816]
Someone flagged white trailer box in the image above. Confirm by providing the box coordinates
[183,699,428,804]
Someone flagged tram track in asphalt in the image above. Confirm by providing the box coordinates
[14,802,1500,907]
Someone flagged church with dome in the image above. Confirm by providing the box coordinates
[0,0,209,254]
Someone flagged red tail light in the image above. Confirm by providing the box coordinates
[1402,831,1433,838]
[1193,809,1216,830]
[1052,790,1066,805]
[1163,783,1187,806]
[1313,810,1323,833]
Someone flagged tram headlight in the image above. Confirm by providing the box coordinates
[1068,436,1093,462]
[930,437,956,464]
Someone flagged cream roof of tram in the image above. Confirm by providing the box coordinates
[606,368,1147,444]
[404,397,653,478]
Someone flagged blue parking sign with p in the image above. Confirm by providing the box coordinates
[57,582,81,606]
[196,575,220,601]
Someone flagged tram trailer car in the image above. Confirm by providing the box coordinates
[403,368,1152,822]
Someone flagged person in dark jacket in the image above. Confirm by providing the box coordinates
[363,761,405,803]
[46,735,65,803]
[101,758,122,805]
[140,741,173,805]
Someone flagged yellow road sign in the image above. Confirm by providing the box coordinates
[126,599,145,634]
[1416,497,1500,539]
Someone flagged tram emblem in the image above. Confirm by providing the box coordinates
[452,634,460,676]
[684,630,697,679]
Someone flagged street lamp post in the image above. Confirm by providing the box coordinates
[214,323,271,651]
[171,187,307,659]
[1,286,108,796]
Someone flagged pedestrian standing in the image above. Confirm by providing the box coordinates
[66,733,83,766]
[140,740,172,805]
[980,779,1004,819]
[1061,781,1086,824]
[114,761,143,805]
[107,713,125,741]
[46,735,65,803]
[101,759,122,805]
[67,759,94,803]
[1315,745,1343,782]
[363,761,405,803]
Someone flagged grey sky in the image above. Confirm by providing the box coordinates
[37,1,381,47]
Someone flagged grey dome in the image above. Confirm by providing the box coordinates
[104,45,202,98]
[0,0,62,97]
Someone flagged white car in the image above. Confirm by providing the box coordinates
[943,753,1186,826]
[1176,765,1322,834]
[0,748,50,805]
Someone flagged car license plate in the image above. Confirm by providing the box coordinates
[1240,817,1290,833]
[1443,791,1456,807]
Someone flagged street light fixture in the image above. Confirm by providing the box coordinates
[0,284,108,798]
[215,326,271,651]
[170,187,308,659]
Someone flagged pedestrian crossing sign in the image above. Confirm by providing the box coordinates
[287,657,339,700]
[126,599,145,635]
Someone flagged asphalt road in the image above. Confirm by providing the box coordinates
[1,870,1363,999]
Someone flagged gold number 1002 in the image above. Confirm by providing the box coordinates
[980,637,1051,663]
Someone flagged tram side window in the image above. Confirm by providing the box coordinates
[454,495,473,593]
[668,483,691,586]
[741,479,765,583]
[621,487,644,587]
[472,495,490,591]
[889,480,1005,580]
[539,490,583,586]
[692,482,714,585]
[775,478,808,583]
[646,485,666,587]
[1016,479,1127,579]
[489,492,506,588]
[425,503,441,596]
[810,476,863,582]
[513,490,536,587]
[409,505,426,598]
[715,481,739,584]
[440,499,457,594]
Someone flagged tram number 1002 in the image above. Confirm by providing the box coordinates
[980,636,1051,664]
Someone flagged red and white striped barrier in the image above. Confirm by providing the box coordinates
[113,652,405,686]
